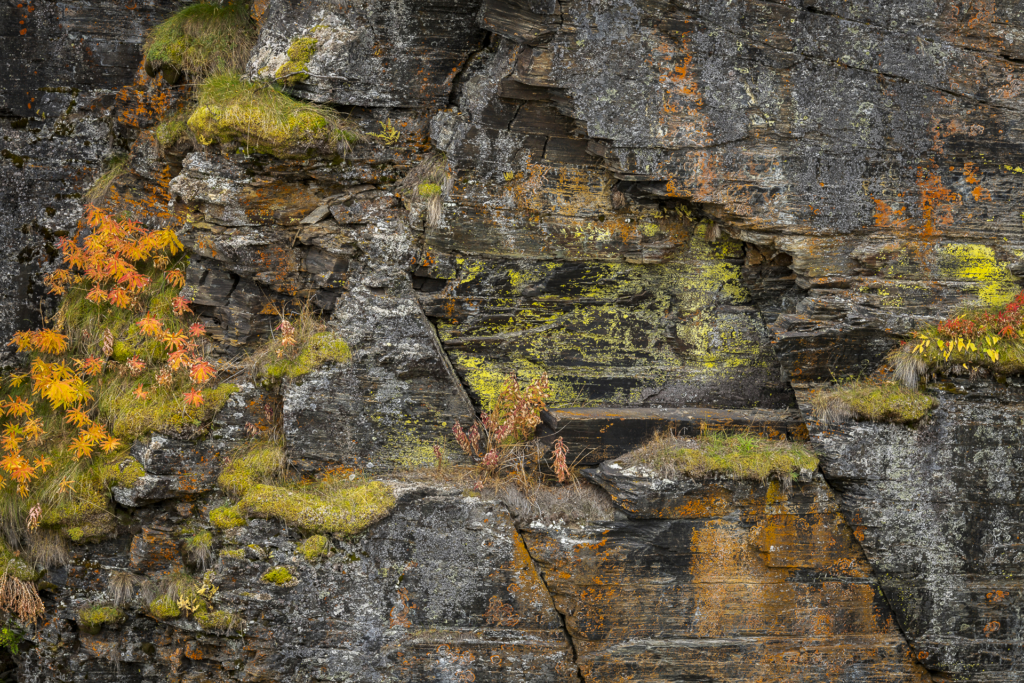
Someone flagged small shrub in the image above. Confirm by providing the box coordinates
[811,380,936,426]
[77,604,123,631]
[209,505,246,529]
[144,1,255,77]
[188,72,361,157]
[261,566,294,585]
[274,36,317,86]
[452,373,569,482]
[621,428,818,483]
[0,620,23,655]
[297,534,329,562]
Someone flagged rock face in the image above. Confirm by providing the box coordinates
[805,378,1024,680]
[5,0,1024,681]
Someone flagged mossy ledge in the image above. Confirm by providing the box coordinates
[621,429,818,482]
[810,380,936,426]
[263,331,351,380]
[274,36,317,86]
[77,605,123,633]
[188,73,361,158]
[262,566,295,585]
[218,440,396,535]
[144,1,255,77]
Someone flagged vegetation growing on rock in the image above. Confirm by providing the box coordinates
[77,605,123,632]
[148,595,180,620]
[261,566,294,584]
[621,428,818,482]
[811,380,936,426]
[144,1,255,78]
[209,505,246,529]
[297,534,329,562]
[892,292,1024,384]
[274,36,317,86]
[188,72,361,156]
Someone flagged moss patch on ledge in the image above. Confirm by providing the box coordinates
[811,380,936,426]
[0,542,39,582]
[218,439,396,535]
[77,605,123,632]
[263,332,350,380]
[622,429,818,483]
[188,73,361,157]
[261,566,295,585]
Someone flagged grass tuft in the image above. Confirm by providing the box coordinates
[188,72,362,157]
[144,1,255,78]
[621,428,818,483]
[148,594,180,619]
[811,380,935,426]
[77,604,123,631]
[83,156,128,205]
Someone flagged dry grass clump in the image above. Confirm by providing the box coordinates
[83,156,128,204]
[620,428,818,483]
[144,1,255,78]
[107,571,140,608]
[495,479,615,525]
[188,72,363,157]
[395,152,450,227]
[811,380,936,426]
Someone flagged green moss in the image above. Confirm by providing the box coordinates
[148,595,180,619]
[39,474,115,543]
[417,182,442,198]
[97,458,145,488]
[185,529,213,552]
[263,332,351,380]
[623,430,818,483]
[196,609,241,632]
[274,36,317,86]
[261,566,295,585]
[77,605,123,630]
[154,110,191,148]
[144,1,255,77]
[0,541,38,581]
[97,380,239,440]
[210,505,246,529]
[218,441,285,495]
[219,547,244,560]
[188,73,358,157]
[67,528,84,542]
[811,380,936,425]
[237,480,395,536]
[297,534,329,562]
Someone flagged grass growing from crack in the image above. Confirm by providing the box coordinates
[620,428,818,483]
[144,1,255,78]
[811,380,936,426]
[83,156,128,204]
[188,72,363,157]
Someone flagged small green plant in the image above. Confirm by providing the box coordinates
[368,118,400,146]
[153,110,192,148]
[188,72,361,157]
[183,528,214,568]
[297,534,329,562]
[417,182,442,198]
[621,427,818,482]
[196,609,241,632]
[262,566,294,584]
[811,380,936,426]
[0,620,24,654]
[274,36,317,86]
[144,1,255,77]
[219,547,245,560]
[209,504,246,529]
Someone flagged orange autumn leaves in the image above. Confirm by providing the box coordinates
[0,206,214,497]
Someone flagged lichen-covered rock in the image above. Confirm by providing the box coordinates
[806,377,1024,680]
[21,493,578,682]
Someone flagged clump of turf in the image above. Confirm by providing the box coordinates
[218,439,395,535]
[275,36,317,86]
[154,110,192,148]
[621,429,818,482]
[209,505,246,529]
[148,595,180,619]
[77,605,123,632]
[144,1,255,78]
[262,332,350,380]
[196,609,242,632]
[261,566,294,585]
[296,534,329,562]
[811,380,936,426]
[188,72,362,157]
